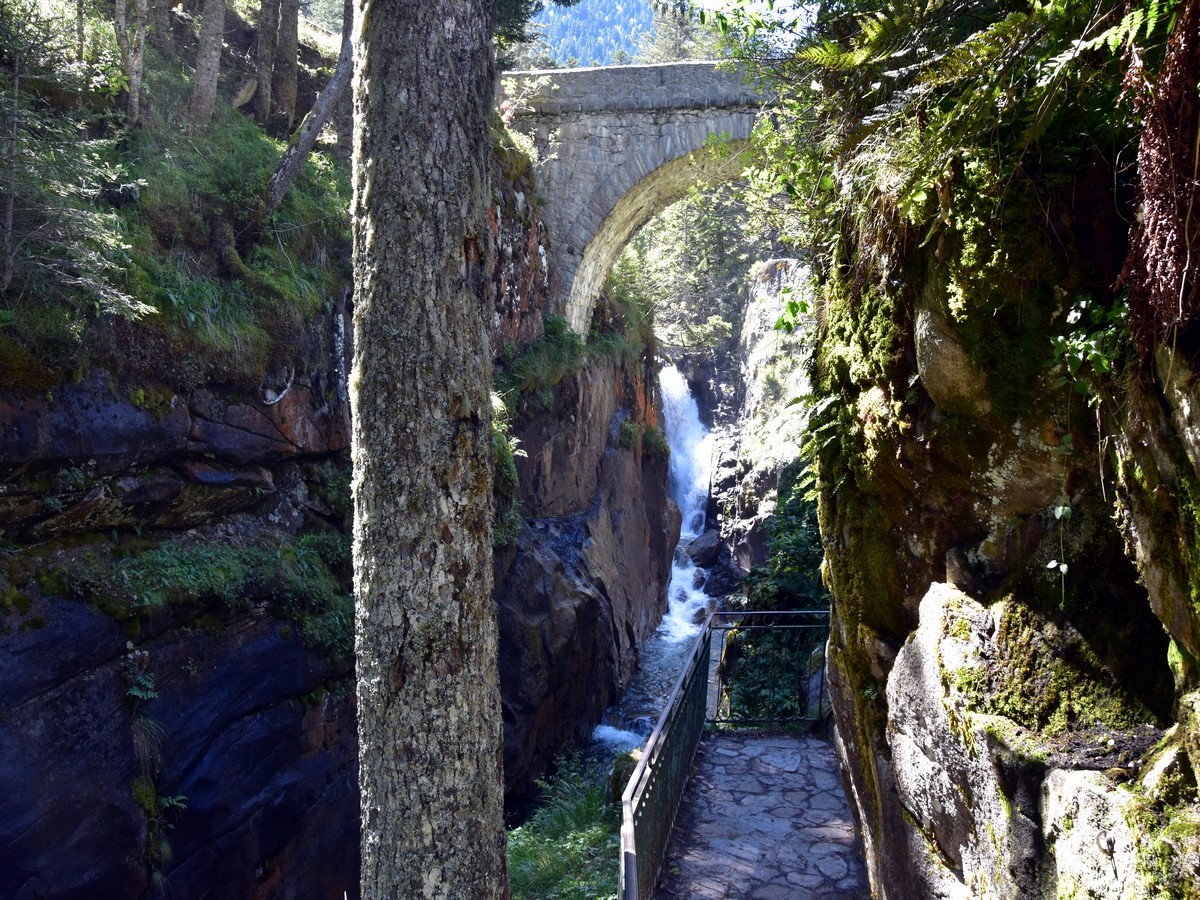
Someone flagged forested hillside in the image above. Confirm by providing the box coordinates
[531,0,654,65]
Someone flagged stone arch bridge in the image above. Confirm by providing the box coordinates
[500,62,766,333]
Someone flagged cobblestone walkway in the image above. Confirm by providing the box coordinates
[656,732,870,899]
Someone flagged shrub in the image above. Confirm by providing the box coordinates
[618,419,641,450]
[642,424,670,458]
[495,314,585,418]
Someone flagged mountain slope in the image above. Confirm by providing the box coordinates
[532,0,654,65]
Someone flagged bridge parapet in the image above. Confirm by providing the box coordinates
[501,62,764,115]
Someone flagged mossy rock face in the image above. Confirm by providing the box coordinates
[965,598,1161,735]
[0,333,61,392]
[806,162,1199,894]
[1126,711,1200,900]
[1108,354,1200,687]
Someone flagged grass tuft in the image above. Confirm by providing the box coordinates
[507,757,620,900]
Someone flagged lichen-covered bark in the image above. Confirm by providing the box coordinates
[351,1,506,897]
[188,0,224,126]
[269,0,299,136]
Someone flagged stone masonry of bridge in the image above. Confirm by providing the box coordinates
[500,63,766,333]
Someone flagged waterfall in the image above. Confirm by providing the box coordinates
[657,364,714,642]
[588,364,716,750]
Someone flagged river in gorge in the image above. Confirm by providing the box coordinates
[589,363,717,756]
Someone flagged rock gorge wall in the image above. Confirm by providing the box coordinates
[495,356,677,801]
[708,259,813,575]
[811,170,1200,895]
[0,311,360,899]
[0,142,673,895]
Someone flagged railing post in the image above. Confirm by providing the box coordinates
[620,789,638,899]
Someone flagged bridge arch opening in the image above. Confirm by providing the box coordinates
[565,138,751,333]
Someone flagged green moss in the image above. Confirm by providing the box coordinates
[2,584,31,616]
[981,717,1049,765]
[71,533,353,662]
[821,483,909,639]
[970,599,1155,734]
[815,275,904,395]
[132,776,157,815]
[307,459,352,523]
[127,384,175,419]
[952,666,987,697]
[1114,393,1200,680]
[618,420,641,451]
[1125,789,1200,898]
[0,332,61,391]
[924,158,1066,423]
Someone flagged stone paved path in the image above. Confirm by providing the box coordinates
[655,731,870,899]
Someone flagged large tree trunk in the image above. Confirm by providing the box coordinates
[189,0,224,126]
[269,0,298,136]
[264,0,351,218]
[351,0,506,896]
[112,0,148,127]
[147,0,173,53]
[255,0,280,126]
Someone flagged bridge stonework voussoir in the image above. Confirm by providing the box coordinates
[500,62,767,334]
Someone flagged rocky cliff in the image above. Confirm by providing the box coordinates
[0,314,359,899]
[0,134,673,896]
[495,354,677,802]
[810,165,1200,896]
[706,260,813,577]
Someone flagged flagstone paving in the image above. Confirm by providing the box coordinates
[655,731,871,899]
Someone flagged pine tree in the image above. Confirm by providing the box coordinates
[352,0,507,895]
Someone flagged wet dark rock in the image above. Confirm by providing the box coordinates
[495,361,677,804]
[0,373,190,476]
[0,598,358,900]
[176,460,273,489]
[703,561,745,597]
[686,529,722,568]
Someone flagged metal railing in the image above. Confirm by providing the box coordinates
[619,623,712,900]
[618,609,831,899]
[708,610,831,727]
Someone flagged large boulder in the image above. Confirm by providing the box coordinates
[880,582,1173,898]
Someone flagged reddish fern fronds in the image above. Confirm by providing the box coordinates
[1119,0,1200,359]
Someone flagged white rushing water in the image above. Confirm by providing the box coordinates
[588,364,715,749]
[657,364,715,642]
